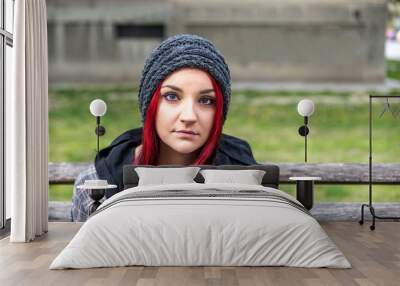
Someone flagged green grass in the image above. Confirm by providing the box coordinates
[49,85,400,202]
[50,88,400,163]
[387,60,400,81]
[49,85,141,162]
[49,185,74,201]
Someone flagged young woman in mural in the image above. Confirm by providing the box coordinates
[71,34,257,222]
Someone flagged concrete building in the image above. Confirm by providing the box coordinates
[47,0,387,84]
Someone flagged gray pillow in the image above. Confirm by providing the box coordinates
[200,169,266,185]
[135,167,201,186]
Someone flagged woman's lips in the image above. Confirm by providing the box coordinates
[177,130,196,134]
[174,131,198,138]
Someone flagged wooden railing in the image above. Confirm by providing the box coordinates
[48,162,400,184]
[48,162,400,221]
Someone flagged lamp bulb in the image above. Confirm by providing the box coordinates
[90,99,107,117]
[297,99,315,117]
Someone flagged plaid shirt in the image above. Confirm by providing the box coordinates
[71,164,106,222]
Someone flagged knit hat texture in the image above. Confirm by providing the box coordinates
[137,34,231,124]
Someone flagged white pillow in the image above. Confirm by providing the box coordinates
[200,169,266,185]
[135,167,201,186]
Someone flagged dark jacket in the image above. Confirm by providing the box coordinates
[95,127,257,198]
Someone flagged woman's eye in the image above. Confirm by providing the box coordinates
[199,97,215,105]
[163,93,179,101]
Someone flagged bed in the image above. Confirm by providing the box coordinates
[50,164,351,269]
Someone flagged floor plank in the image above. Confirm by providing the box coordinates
[0,222,399,286]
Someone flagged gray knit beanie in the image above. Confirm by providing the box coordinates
[137,34,231,124]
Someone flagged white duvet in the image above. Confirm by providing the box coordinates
[50,183,351,269]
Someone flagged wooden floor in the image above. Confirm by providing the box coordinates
[0,222,399,286]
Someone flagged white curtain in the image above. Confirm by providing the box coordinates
[7,0,48,242]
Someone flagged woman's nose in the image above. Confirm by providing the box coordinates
[179,100,197,122]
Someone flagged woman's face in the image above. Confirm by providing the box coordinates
[156,68,216,155]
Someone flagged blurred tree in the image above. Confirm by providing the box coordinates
[388,0,400,23]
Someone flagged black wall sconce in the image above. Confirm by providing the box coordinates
[89,99,107,154]
[77,99,116,215]
[297,99,315,163]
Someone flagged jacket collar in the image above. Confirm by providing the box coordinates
[95,127,256,197]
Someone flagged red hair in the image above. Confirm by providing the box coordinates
[134,70,224,165]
